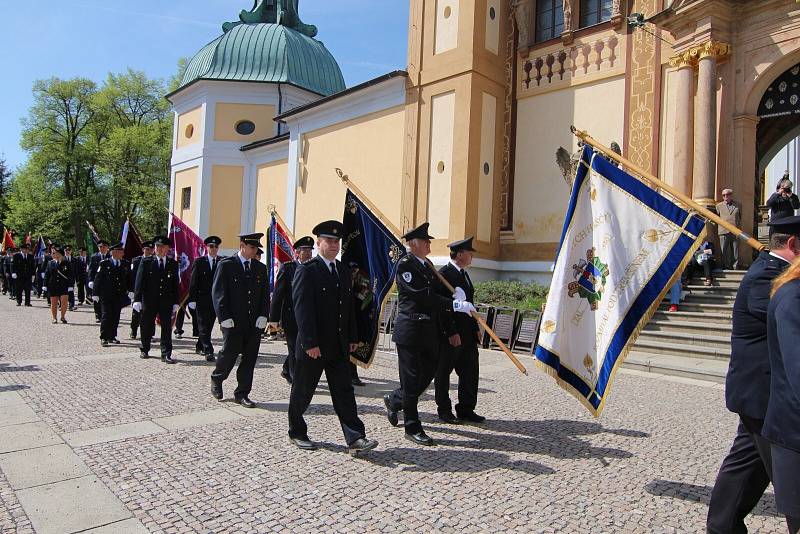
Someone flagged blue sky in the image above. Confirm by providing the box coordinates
[0,0,410,170]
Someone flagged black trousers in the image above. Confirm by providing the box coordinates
[174,307,198,336]
[16,283,31,306]
[211,325,262,398]
[388,343,439,434]
[195,303,216,354]
[93,299,102,320]
[434,340,479,417]
[1,274,6,294]
[707,416,772,534]
[288,350,365,445]
[130,309,141,337]
[282,327,297,378]
[140,305,174,357]
[8,277,16,298]
[100,298,123,341]
[67,287,75,308]
[76,282,85,304]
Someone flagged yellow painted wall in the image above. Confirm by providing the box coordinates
[173,167,199,232]
[255,160,289,235]
[295,106,405,238]
[214,102,277,142]
[659,63,678,189]
[209,165,244,246]
[176,107,202,149]
[513,75,626,243]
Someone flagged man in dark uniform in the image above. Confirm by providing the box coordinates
[0,249,7,295]
[93,242,130,346]
[435,236,485,424]
[133,236,179,364]
[11,243,36,307]
[75,247,89,305]
[129,241,153,339]
[707,216,800,533]
[88,241,110,322]
[384,223,468,446]
[269,236,314,383]
[210,233,270,407]
[36,246,52,300]
[188,236,223,361]
[287,221,377,454]
[63,245,79,310]
[5,246,17,300]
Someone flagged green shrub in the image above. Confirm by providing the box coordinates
[474,280,548,314]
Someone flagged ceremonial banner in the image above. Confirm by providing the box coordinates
[534,146,707,416]
[168,212,206,304]
[85,221,101,248]
[33,236,46,262]
[1,228,14,252]
[120,217,144,261]
[341,189,406,367]
[266,214,294,294]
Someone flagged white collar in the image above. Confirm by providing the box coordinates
[319,256,336,270]
[411,254,427,266]
[237,252,250,266]
[449,260,466,272]
[769,251,791,264]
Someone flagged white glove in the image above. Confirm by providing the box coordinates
[220,318,235,328]
[452,300,476,315]
[11,273,17,279]
[187,301,196,310]
[128,292,134,300]
[92,296,100,303]
[42,286,47,292]
[453,287,466,301]
[67,287,73,293]
[132,302,142,312]
[40,273,45,279]
[172,304,179,314]
[255,316,268,329]
[88,281,93,289]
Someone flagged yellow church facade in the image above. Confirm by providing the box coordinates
[168,0,800,282]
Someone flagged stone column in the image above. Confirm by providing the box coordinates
[691,41,731,208]
[732,114,760,268]
[669,52,695,196]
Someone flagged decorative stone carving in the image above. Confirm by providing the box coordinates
[668,51,695,69]
[520,35,621,90]
[223,0,318,37]
[512,0,534,55]
[694,40,732,60]
[611,0,624,30]
[561,0,574,45]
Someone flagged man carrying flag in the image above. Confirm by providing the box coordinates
[121,217,144,262]
[168,212,206,339]
[133,235,179,363]
[266,212,295,294]
[88,241,110,322]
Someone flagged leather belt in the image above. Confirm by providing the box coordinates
[400,312,431,321]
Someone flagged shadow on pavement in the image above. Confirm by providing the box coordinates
[644,479,779,518]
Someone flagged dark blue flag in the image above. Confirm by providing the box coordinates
[342,189,406,367]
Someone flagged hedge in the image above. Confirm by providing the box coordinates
[474,280,548,314]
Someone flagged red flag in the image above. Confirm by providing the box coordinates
[120,217,144,261]
[168,212,206,304]
[24,232,31,245]
[1,229,15,252]
[267,214,294,293]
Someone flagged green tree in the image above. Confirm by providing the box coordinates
[0,156,11,219]
[4,162,71,243]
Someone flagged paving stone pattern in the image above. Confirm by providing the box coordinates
[0,296,786,532]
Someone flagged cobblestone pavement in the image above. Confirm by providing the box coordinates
[0,294,785,533]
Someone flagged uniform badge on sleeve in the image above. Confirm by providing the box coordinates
[402,271,412,283]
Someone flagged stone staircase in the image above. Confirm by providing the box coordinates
[624,269,743,383]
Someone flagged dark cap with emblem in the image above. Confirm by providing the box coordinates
[97,240,109,247]
[204,235,222,246]
[109,242,124,251]
[294,236,314,249]
[20,242,30,250]
[153,235,172,246]
[312,220,344,240]
[402,222,434,242]
[448,236,476,252]
[768,215,800,236]
[141,240,154,249]
[238,232,264,247]
[54,246,65,255]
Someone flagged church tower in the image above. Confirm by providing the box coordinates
[403,0,511,259]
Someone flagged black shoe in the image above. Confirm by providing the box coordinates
[236,396,256,408]
[438,412,460,424]
[195,348,203,355]
[95,319,100,323]
[458,412,486,423]
[16,303,20,306]
[352,377,365,387]
[348,437,378,456]
[175,332,183,339]
[405,431,435,446]
[162,355,176,364]
[101,340,109,347]
[24,304,32,307]
[384,395,399,427]
[290,437,317,451]
[60,318,67,324]
[139,351,148,359]
[111,338,120,344]
[129,333,137,340]
[211,382,223,400]
[205,353,216,362]
[68,307,75,312]
[281,371,293,384]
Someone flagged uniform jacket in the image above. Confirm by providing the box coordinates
[439,262,479,347]
[188,255,221,310]
[726,251,790,419]
[134,255,179,309]
[72,255,88,283]
[11,252,36,287]
[392,254,455,347]
[764,278,800,452]
[211,255,269,329]
[44,259,75,294]
[269,260,298,333]
[715,201,741,236]
[94,258,131,303]
[292,255,356,359]
[88,252,109,283]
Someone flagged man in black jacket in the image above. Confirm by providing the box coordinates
[188,236,223,361]
[0,249,7,295]
[129,241,153,339]
[133,236,179,363]
[63,245,80,310]
[434,237,485,425]
[707,216,800,533]
[75,247,89,305]
[287,220,377,454]
[269,236,314,383]
[211,233,270,407]
[88,241,110,322]
[93,242,130,346]
[11,243,36,306]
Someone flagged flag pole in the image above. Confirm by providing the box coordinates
[571,126,766,253]
[267,205,296,243]
[336,168,529,375]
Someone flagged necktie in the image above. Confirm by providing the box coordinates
[244,260,251,273]
[159,259,164,271]
[330,261,337,279]
[212,258,216,271]
[462,269,472,289]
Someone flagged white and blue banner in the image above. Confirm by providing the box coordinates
[535,145,707,416]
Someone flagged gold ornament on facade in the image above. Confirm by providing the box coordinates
[694,41,731,60]
[668,51,695,69]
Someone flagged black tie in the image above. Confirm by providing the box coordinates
[244,260,251,273]
[330,262,338,280]
[159,259,164,271]
[462,269,472,289]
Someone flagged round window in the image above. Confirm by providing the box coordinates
[444,6,452,19]
[437,161,446,174]
[489,7,496,20]
[483,162,490,175]
[184,124,194,139]
[235,120,256,135]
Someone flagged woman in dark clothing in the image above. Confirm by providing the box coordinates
[767,177,800,231]
[44,247,74,324]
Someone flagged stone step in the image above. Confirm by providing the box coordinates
[633,335,731,360]
[624,352,727,383]
[644,319,731,335]
[637,329,730,350]
[652,310,732,324]
[658,302,733,313]
[684,284,739,293]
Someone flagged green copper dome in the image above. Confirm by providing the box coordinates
[180,2,345,96]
